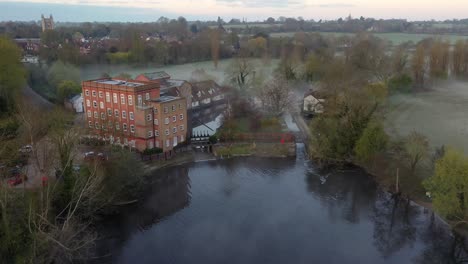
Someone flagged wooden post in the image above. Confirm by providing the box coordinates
[396,168,400,193]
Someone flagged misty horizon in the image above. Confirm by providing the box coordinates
[2,0,468,23]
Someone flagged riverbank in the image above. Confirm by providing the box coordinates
[213,142,296,158]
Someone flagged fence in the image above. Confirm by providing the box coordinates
[219,132,296,143]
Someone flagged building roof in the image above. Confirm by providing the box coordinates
[151,95,181,103]
[94,79,145,87]
[191,80,223,101]
[140,71,171,81]
[83,78,159,92]
[304,89,323,99]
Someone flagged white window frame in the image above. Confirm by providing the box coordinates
[94,111,98,118]
[180,125,184,131]
[115,110,119,118]
[113,93,118,103]
[99,101,104,109]
[92,90,96,97]
[130,125,135,133]
[101,112,105,120]
[173,127,177,134]
[86,99,90,107]
[122,110,127,119]
[87,110,91,117]
[147,130,153,138]
[93,101,97,108]
[98,91,103,98]
[128,95,133,105]
[179,114,184,120]
[146,114,152,121]
[105,92,110,102]
[120,94,125,105]
[165,129,169,135]
[129,112,134,120]
[107,108,112,116]
[123,123,127,132]
[155,130,159,137]
[85,90,89,96]
[145,93,150,100]
[172,116,176,122]
[154,119,158,125]
[164,117,169,125]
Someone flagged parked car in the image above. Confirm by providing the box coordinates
[19,145,33,154]
[84,151,95,160]
[9,166,21,177]
[8,175,23,187]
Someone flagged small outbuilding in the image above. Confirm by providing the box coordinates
[303,90,325,117]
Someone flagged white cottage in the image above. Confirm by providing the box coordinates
[303,91,324,116]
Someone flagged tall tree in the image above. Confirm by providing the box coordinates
[0,36,25,114]
[210,29,220,68]
[411,44,426,89]
[429,39,450,79]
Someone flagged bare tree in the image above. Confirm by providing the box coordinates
[259,77,292,115]
[404,131,429,174]
[226,55,255,92]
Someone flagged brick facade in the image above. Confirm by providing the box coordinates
[82,78,187,153]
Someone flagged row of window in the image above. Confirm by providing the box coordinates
[161,103,183,114]
[150,125,184,138]
[152,135,185,149]
[88,121,135,133]
[85,90,151,106]
[87,110,135,120]
[159,114,184,125]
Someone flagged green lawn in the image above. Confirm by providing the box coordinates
[268,32,468,45]
[80,58,279,83]
[385,80,468,154]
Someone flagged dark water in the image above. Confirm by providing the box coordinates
[102,145,465,264]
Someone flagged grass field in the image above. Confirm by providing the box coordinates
[385,80,468,154]
[269,32,468,45]
[80,58,279,84]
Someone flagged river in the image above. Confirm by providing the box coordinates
[99,144,465,264]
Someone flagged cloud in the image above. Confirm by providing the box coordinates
[316,3,356,8]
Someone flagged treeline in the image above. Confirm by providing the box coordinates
[290,33,468,225]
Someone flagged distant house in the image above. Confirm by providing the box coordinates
[135,71,193,109]
[65,94,83,113]
[14,38,41,55]
[303,90,324,117]
[191,80,229,109]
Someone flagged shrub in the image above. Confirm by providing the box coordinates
[354,121,388,162]
[142,147,163,155]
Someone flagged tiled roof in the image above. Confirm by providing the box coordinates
[142,71,171,81]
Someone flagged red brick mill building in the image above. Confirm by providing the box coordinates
[82,78,188,153]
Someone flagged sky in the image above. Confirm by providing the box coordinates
[1,0,468,22]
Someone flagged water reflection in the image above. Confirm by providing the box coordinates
[305,166,377,224]
[372,194,418,259]
[101,149,467,264]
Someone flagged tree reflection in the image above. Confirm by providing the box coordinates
[305,167,377,224]
[372,193,417,258]
[414,214,468,264]
[125,166,191,232]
